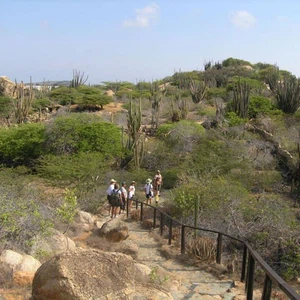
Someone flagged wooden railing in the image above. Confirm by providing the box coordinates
[128,199,300,300]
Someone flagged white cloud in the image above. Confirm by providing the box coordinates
[229,10,256,29]
[123,3,159,28]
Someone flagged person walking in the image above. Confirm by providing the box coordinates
[110,183,121,218]
[144,178,153,205]
[127,181,136,211]
[106,179,116,215]
[120,181,127,214]
[153,170,163,203]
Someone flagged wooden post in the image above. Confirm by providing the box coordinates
[168,219,173,245]
[216,233,222,264]
[140,202,143,222]
[241,244,247,282]
[160,213,164,236]
[246,254,255,300]
[262,274,272,300]
[181,225,185,254]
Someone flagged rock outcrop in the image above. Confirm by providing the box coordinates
[29,228,76,257]
[31,248,172,299]
[0,76,30,98]
[97,218,129,242]
[0,250,41,287]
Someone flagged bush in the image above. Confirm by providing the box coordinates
[157,120,205,152]
[0,194,54,253]
[225,112,247,126]
[248,95,275,118]
[0,123,46,166]
[45,113,123,156]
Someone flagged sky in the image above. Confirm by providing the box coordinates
[1,0,300,84]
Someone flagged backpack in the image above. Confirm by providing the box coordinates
[110,189,120,206]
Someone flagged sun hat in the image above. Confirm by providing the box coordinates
[122,181,126,185]
[110,179,116,183]
[131,181,136,184]
[157,170,160,173]
[146,178,152,184]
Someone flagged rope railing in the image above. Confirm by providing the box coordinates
[129,199,300,300]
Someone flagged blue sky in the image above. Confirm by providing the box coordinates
[1,0,300,84]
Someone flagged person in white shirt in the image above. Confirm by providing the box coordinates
[144,178,153,205]
[120,181,128,214]
[106,179,116,215]
[127,181,136,212]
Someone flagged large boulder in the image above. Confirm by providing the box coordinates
[29,228,76,258]
[98,218,129,242]
[67,210,95,238]
[0,76,30,98]
[0,250,41,272]
[0,250,41,287]
[31,248,172,299]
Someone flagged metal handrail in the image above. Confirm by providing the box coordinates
[130,199,300,300]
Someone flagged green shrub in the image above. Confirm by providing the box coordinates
[37,152,109,184]
[0,194,53,252]
[49,86,80,105]
[162,168,180,189]
[225,112,247,126]
[45,113,123,156]
[248,95,275,118]
[157,120,205,152]
[0,123,46,166]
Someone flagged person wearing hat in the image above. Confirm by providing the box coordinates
[144,178,153,205]
[106,179,116,215]
[153,170,163,203]
[127,181,136,212]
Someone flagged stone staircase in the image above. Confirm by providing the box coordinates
[115,214,247,300]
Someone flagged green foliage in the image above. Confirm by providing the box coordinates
[248,95,275,118]
[206,87,228,100]
[45,113,122,156]
[0,96,13,121]
[0,123,46,166]
[161,168,180,189]
[225,111,247,126]
[222,57,252,68]
[37,152,109,184]
[157,120,205,152]
[77,85,112,108]
[281,240,300,280]
[56,188,78,227]
[32,98,52,111]
[0,194,53,252]
[49,86,80,105]
[189,136,246,176]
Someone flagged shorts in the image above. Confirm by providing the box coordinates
[146,193,152,199]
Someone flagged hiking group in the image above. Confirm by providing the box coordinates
[106,179,136,218]
[106,170,163,218]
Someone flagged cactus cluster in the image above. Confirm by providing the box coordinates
[189,79,207,104]
[149,82,166,128]
[12,78,34,124]
[232,78,250,118]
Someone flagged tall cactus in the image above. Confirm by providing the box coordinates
[189,79,207,104]
[127,98,144,168]
[12,78,34,124]
[149,82,165,129]
[70,70,88,88]
[232,78,250,118]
